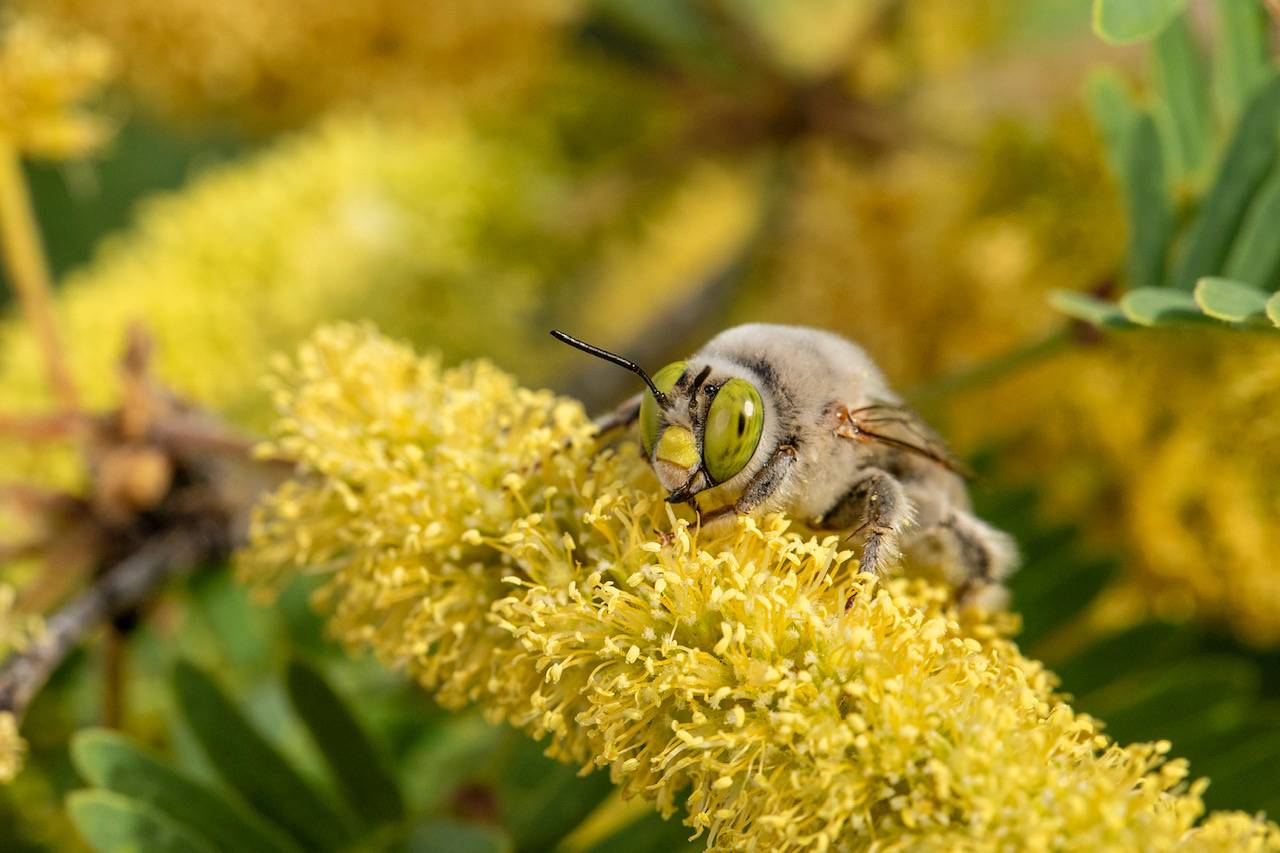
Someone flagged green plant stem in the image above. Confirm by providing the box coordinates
[906,328,1072,405]
[0,140,77,413]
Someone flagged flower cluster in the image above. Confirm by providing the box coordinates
[27,0,577,128]
[0,114,561,502]
[0,712,23,784]
[0,13,113,158]
[737,108,1124,387]
[0,585,41,783]
[0,585,41,656]
[239,325,1280,851]
[962,331,1280,646]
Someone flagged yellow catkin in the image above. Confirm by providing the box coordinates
[0,13,113,157]
[0,585,42,783]
[239,324,1280,852]
[0,712,25,784]
[0,114,560,498]
[958,331,1280,646]
[27,0,578,129]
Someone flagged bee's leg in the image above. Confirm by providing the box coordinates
[696,442,798,529]
[592,393,642,436]
[925,509,1018,608]
[817,468,912,585]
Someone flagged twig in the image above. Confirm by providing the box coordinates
[0,143,78,413]
[0,539,44,563]
[0,482,83,516]
[152,413,261,458]
[905,329,1072,407]
[0,411,90,443]
[0,526,227,722]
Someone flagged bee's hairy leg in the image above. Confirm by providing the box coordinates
[816,468,912,605]
[734,442,798,514]
[695,443,798,532]
[925,509,1018,608]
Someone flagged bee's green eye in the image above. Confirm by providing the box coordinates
[640,361,687,455]
[703,379,764,483]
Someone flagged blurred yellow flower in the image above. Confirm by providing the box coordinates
[0,14,113,158]
[966,332,1280,646]
[730,105,1280,645]
[239,324,1279,851]
[0,587,41,786]
[743,109,1123,386]
[0,711,24,784]
[0,114,558,498]
[0,584,36,782]
[29,0,578,128]
[0,585,41,656]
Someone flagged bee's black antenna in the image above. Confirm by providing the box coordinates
[550,330,668,407]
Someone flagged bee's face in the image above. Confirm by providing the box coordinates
[640,360,765,502]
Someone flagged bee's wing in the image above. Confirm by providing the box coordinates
[838,401,973,478]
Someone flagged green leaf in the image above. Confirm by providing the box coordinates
[1047,290,1133,329]
[71,730,298,853]
[1152,15,1212,181]
[172,661,353,850]
[68,790,216,853]
[1092,0,1186,44]
[496,734,615,852]
[1120,288,1209,325]
[1193,277,1271,323]
[1120,113,1172,288]
[1198,731,1280,813]
[1173,74,1280,290]
[1084,69,1139,177]
[1214,0,1271,124]
[592,0,714,59]
[1052,622,1191,699]
[1224,166,1280,288]
[187,570,275,673]
[1012,555,1115,651]
[1080,658,1260,747]
[580,810,699,853]
[1268,292,1280,327]
[284,660,404,827]
[399,714,504,812]
[403,819,513,853]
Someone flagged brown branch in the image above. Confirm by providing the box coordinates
[0,526,228,722]
[0,482,84,516]
[0,143,78,414]
[0,411,92,443]
[151,413,261,458]
[0,539,44,563]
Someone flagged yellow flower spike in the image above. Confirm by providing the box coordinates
[27,0,578,129]
[964,333,1280,646]
[0,113,609,551]
[0,14,114,159]
[0,710,26,783]
[240,325,1280,852]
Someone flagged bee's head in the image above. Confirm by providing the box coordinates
[550,331,765,504]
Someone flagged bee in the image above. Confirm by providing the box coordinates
[552,324,1017,607]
